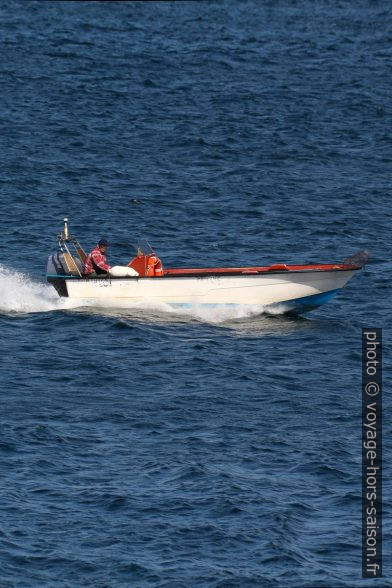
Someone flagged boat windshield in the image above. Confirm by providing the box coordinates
[133,238,154,256]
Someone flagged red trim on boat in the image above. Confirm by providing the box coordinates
[163,263,359,277]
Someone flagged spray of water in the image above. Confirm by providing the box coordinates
[86,297,274,323]
[0,265,79,314]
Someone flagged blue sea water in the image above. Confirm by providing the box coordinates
[0,1,391,586]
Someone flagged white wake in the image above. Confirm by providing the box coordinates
[0,265,79,313]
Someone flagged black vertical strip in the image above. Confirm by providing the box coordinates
[362,328,382,578]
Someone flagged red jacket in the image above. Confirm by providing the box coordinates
[83,246,111,275]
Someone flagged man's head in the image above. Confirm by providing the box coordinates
[98,238,109,253]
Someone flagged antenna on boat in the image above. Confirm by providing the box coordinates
[63,217,69,240]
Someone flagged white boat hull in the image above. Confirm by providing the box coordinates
[61,269,358,312]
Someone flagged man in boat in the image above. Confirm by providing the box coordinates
[83,238,111,277]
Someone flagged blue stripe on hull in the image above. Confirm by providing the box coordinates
[170,288,342,315]
[267,288,342,314]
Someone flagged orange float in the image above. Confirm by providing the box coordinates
[128,252,164,277]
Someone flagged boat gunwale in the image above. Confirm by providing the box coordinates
[47,265,361,281]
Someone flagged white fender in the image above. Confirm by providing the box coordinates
[109,266,139,277]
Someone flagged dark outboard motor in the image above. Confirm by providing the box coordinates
[46,252,83,277]
[46,218,87,297]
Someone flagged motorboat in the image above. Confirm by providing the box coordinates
[46,219,368,315]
